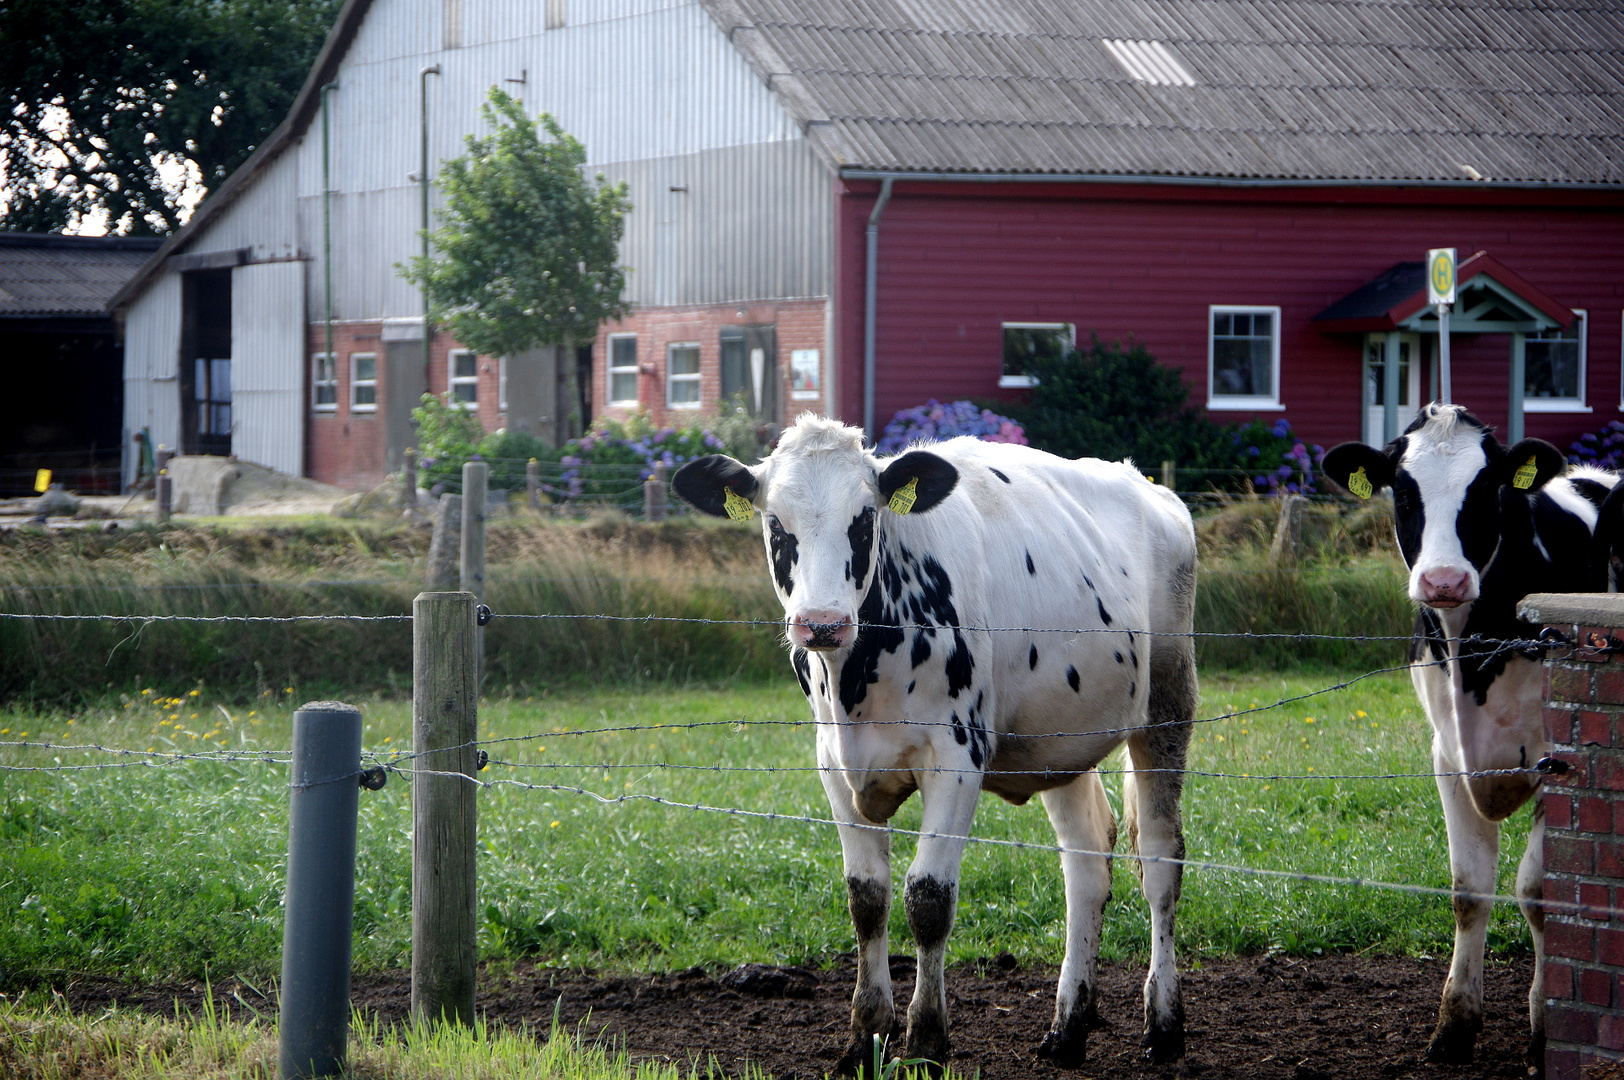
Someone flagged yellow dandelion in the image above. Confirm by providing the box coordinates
[549,820,560,828]
[189,713,198,720]
[17,732,27,738]
[142,689,153,696]
[189,689,201,697]
[248,711,257,717]
[284,687,294,694]
[1307,765,1315,771]
[1304,716,1316,724]
[1,729,9,735]
[1356,710,1367,718]
[383,737,393,744]
[1215,735,1224,742]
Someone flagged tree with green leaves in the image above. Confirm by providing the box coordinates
[0,0,342,235]
[400,88,632,437]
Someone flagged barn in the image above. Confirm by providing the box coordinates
[110,0,1624,490]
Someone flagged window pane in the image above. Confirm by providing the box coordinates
[610,371,638,402]
[316,384,337,406]
[669,378,701,404]
[354,355,376,382]
[454,352,477,378]
[212,359,231,400]
[353,384,376,406]
[1212,312,1274,398]
[612,337,637,367]
[670,346,700,376]
[453,382,477,404]
[1002,326,1069,378]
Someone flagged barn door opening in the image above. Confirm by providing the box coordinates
[180,270,232,456]
[720,324,779,424]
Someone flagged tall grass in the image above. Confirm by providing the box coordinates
[0,498,1414,705]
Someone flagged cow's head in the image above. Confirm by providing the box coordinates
[672,415,958,652]
[1321,403,1566,609]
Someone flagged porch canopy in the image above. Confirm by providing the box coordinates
[1314,251,1577,442]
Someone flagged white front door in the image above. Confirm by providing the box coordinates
[1363,333,1423,447]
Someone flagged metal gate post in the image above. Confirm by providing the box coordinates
[279,701,364,1080]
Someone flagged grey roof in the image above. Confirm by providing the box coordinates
[0,232,163,319]
[704,0,1624,184]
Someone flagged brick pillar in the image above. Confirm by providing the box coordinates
[1520,593,1624,1080]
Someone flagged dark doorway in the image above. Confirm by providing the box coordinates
[180,270,232,456]
[720,324,779,423]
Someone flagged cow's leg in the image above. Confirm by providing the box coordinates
[1427,762,1501,1063]
[899,766,980,1068]
[819,756,897,1076]
[1035,769,1116,1067]
[1517,798,1547,1076]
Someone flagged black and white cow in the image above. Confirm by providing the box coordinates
[1322,403,1619,1071]
[674,414,1199,1070]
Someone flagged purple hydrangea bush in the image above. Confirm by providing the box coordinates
[878,400,1027,456]
[1570,421,1624,471]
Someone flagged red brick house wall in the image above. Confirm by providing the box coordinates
[835,180,1624,452]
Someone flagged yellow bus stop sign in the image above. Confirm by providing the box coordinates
[1427,248,1457,305]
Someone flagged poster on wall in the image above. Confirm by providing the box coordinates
[790,348,821,400]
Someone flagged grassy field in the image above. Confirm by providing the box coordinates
[0,670,1534,989]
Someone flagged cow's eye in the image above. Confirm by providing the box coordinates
[767,515,784,534]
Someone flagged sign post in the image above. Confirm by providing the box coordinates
[1428,248,1457,403]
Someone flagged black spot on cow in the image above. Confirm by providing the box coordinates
[911,630,932,669]
[944,632,974,699]
[1082,573,1094,591]
[907,680,915,694]
[1096,597,1113,626]
[1030,644,1039,670]
[1129,681,1136,698]
[837,555,906,716]
[1114,650,1124,664]
[847,507,876,588]
[768,520,798,594]
[1129,649,1138,670]
[990,468,1011,484]
[791,647,812,697]
[950,711,968,745]
[1572,477,1611,508]
[1025,551,1036,575]
[1066,665,1080,692]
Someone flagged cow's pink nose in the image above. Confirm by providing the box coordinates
[790,611,855,651]
[1420,568,1472,606]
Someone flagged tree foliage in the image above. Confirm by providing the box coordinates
[0,0,341,234]
[399,88,632,359]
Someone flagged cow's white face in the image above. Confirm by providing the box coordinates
[1322,404,1566,611]
[672,415,959,653]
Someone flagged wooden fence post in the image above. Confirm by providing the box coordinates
[1161,460,1176,491]
[644,461,668,521]
[424,496,461,591]
[411,591,479,1026]
[403,447,418,508]
[526,458,540,513]
[460,461,487,603]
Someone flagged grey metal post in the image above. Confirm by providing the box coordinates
[1510,332,1527,445]
[1437,303,1452,404]
[1383,331,1401,443]
[403,447,418,508]
[156,471,172,523]
[279,701,363,1080]
[644,461,668,521]
[411,592,479,1026]
[526,458,540,513]
[862,176,895,443]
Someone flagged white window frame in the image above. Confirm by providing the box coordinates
[448,348,478,407]
[350,352,378,413]
[1207,304,1284,411]
[608,333,639,406]
[312,352,337,412]
[1523,309,1589,413]
[999,322,1074,388]
[666,342,702,408]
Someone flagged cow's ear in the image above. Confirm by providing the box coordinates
[1320,441,1395,499]
[877,450,958,515]
[672,455,759,519]
[1500,438,1566,493]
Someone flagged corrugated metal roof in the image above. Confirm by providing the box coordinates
[0,232,163,318]
[702,0,1624,183]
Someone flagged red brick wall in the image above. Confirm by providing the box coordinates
[1541,617,1624,1080]
[591,299,830,431]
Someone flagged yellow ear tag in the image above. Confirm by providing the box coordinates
[723,489,755,521]
[1346,466,1373,500]
[888,476,919,514]
[1512,456,1539,491]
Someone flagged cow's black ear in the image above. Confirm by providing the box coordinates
[877,450,958,515]
[1500,438,1566,493]
[672,455,759,518]
[1320,441,1395,499]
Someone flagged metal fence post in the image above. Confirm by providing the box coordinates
[645,461,669,521]
[411,591,479,1026]
[279,701,364,1080]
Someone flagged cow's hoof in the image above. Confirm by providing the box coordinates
[1424,1018,1479,1065]
[1036,1027,1088,1068]
[1140,1024,1184,1064]
[835,1032,891,1078]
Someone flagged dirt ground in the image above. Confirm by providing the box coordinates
[57,952,1538,1079]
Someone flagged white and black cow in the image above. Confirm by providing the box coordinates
[1322,403,1619,1071]
[673,414,1199,1071]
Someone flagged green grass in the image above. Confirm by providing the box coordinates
[0,671,1534,989]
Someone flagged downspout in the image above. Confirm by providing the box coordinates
[420,65,442,389]
[321,83,339,400]
[862,176,894,443]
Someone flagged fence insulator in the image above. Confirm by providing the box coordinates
[279,701,364,1080]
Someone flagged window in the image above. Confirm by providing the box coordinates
[350,353,377,412]
[608,335,639,405]
[312,352,337,412]
[667,343,701,407]
[1208,306,1282,409]
[1524,311,1587,412]
[1000,323,1073,388]
[449,349,477,405]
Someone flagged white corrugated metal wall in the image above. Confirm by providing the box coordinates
[121,273,183,487]
[230,260,308,475]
